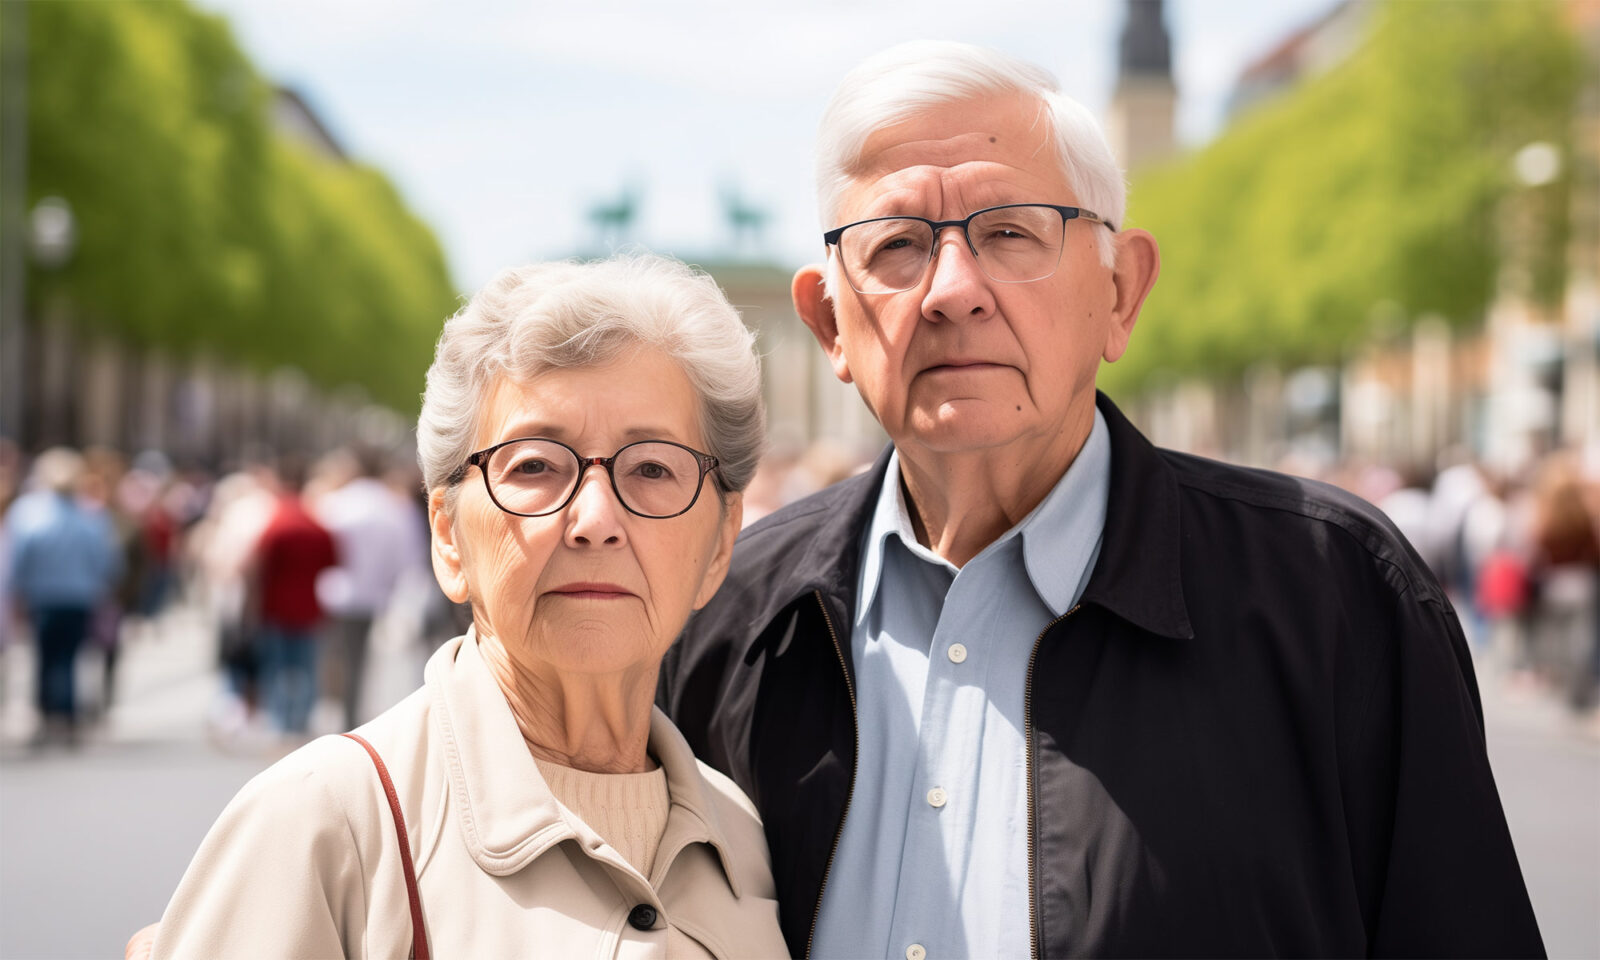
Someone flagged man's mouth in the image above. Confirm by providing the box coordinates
[923,360,1007,374]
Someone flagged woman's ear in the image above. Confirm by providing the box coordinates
[429,489,470,604]
[693,492,743,610]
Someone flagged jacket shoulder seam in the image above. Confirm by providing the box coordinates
[736,498,836,543]
[1168,463,1440,603]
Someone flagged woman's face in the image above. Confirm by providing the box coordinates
[430,347,742,677]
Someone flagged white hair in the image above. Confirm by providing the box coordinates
[816,40,1123,272]
[418,254,766,509]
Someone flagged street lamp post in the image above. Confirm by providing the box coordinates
[0,1,29,449]
[27,197,77,449]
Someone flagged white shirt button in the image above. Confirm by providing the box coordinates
[926,786,948,808]
[946,643,967,663]
[906,944,927,960]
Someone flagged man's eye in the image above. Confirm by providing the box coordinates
[986,225,1035,241]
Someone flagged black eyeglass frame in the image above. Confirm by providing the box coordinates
[822,203,1116,294]
[447,437,724,520]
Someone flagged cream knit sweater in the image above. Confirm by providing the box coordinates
[533,757,672,878]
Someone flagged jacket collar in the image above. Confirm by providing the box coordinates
[1083,392,1195,639]
[734,391,1192,649]
[428,633,745,893]
[732,447,892,650]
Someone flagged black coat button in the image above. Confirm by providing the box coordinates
[628,904,658,930]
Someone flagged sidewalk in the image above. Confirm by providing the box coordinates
[1477,655,1600,746]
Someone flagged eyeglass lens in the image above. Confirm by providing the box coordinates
[485,440,704,517]
[839,205,1067,294]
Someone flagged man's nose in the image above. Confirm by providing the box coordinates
[564,468,628,547]
[922,228,996,324]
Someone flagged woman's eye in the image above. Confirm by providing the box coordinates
[635,462,670,480]
[511,459,548,475]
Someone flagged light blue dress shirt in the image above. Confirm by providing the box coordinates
[810,408,1111,960]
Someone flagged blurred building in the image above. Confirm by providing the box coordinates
[1106,0,1178,172]
[272,87,347,161]
[693,258,885,459]
[1224,1,1371,122]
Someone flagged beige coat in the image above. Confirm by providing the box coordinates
[154,635,789,959]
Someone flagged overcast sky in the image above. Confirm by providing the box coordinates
[195,0,1336,293]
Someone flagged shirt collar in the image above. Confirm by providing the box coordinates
[1022,407,1111,616]
[856,447,928,626]
[856,407,1113,625]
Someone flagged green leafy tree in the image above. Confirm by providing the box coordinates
[1105,0,1583,397]
[25,0,456,411]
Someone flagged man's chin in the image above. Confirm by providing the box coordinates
[900,402,1032,454]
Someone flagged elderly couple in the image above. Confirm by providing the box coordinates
[140,42,1543,960]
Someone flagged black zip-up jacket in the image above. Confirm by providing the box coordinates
[658,393,1543,958]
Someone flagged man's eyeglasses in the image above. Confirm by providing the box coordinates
[822,203,1114,295]
[447,438,723,519]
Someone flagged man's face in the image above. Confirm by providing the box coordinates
[796,93,1156,461]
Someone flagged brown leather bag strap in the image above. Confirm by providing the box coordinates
[342,733,430,960]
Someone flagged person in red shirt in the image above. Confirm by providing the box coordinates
[251,460,338,736]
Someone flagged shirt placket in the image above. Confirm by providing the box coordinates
[887,561,993,959]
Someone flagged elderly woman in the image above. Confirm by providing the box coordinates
[149,255,788,958]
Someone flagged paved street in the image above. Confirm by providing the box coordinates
[1,609,1596,959]
[0,605,429,960]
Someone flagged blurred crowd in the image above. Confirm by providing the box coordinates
[5,433,1597,750]
[1337,448,1600,729]
[0,439,450,750]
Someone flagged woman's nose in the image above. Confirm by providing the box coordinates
[564,468,628,547]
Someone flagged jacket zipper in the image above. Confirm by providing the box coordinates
[805,589,859,959]
[1026,603,1079,960]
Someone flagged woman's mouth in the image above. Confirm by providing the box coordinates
[547,582,635,599]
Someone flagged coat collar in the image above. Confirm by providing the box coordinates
[732,391,1193,652]
[1083,392,1195,640]
[729,447,892,651]
[427,633,745,894]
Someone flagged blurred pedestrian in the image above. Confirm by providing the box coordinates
[82,447,135,716]
[3,448,121,745]
[123,452,183,622]
[311,448,417,729]
[0,440,20,656]
[250,459,338,737]
[1425,457,1494,642]
[1528,452,1600,711]
[190,467,274,737]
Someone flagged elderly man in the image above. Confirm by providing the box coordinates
[659,41,1543,959]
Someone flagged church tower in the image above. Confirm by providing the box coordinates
[1106,0,1177,172]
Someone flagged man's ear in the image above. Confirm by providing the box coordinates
[693,492,744,610]
[793,264,853,384]
[1103,228,1160,364]
[428,489,470,604]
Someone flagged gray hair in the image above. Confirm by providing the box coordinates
[418,255,765,509]
[815,40,1122,269]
